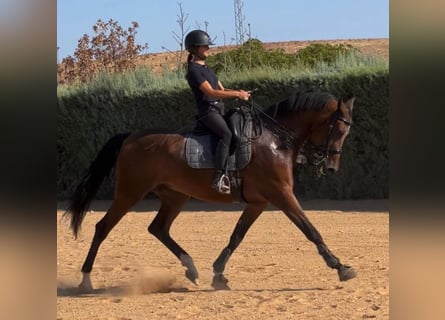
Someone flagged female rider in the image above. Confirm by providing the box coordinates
[185,30,251,194]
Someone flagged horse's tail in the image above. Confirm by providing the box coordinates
[64,132,131,238]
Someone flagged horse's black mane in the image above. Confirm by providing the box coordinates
[264,89,336,117]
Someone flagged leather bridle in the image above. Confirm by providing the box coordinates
[303,102,352,167]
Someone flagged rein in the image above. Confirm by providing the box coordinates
[247,93,299,147]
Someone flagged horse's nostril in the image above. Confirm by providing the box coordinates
[326,168,337,173]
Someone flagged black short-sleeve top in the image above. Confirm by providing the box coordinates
[186,62,220,115]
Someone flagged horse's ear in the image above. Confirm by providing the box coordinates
[345,97,355,111]
[337,98,343,109]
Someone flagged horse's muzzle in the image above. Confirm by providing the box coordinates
[326,167,337,173]
[325,160,339,173]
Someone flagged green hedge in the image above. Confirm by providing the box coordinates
[57,70,388,200]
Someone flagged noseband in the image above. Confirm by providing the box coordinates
[304,101,352,167]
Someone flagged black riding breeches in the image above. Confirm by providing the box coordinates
[200,110,232,171]
[200,110,232,147]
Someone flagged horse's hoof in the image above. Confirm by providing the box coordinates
[212,274,231,290]
[338,265,357,281]
[185,270,199,286]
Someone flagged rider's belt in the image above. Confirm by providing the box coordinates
[209,100,223,107]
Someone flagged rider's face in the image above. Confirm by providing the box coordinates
[196,45,210,58]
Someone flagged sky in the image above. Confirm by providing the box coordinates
[57,0,389,60]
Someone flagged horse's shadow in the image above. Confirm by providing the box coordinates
[183,287,328,293]
[57,286,125,297]
[57,284,329,297]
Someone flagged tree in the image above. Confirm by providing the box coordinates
[162,2,190,76]
[58,19,148,84]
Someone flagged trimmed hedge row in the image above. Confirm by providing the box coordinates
[57,70,388,200]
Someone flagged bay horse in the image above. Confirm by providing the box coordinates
[64,89,356,291]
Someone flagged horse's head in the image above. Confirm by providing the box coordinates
[304,97,354,175]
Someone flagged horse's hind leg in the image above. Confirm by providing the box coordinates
[212,202,267,289]
[147,188,197,284]
[269,188,356,282]
[78,192,144,292]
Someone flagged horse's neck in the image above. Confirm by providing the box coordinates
[260,123,306,153]
[276,114,312,142]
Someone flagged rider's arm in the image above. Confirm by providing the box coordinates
[199,80,250,101]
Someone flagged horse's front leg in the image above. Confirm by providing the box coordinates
[212,202,267,289]
[269,187,356,282]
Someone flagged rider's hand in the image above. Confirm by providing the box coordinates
[238,90,251,101]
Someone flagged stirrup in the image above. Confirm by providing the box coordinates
[212,174,231,194]
[296,153,307,164]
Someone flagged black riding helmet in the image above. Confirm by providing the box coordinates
[185,30,215,50]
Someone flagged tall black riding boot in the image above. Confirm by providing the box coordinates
[212,141,230,194]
